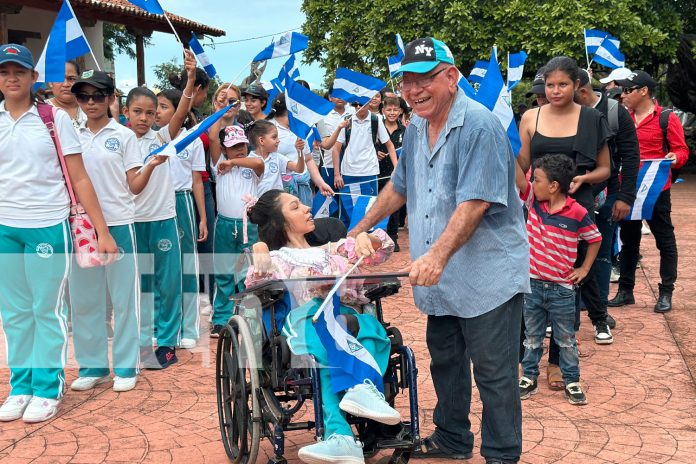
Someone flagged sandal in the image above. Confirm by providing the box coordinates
[546,363,564,391]
[411,436,473,460]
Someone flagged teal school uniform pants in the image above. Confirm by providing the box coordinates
[69,224,140,379]
[135,218,182,348]
[0,221,71,399]
[212,215,257,326]
[176,191,200,340]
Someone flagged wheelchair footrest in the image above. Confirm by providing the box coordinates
[375,438,416,450]
[284,421,315,432]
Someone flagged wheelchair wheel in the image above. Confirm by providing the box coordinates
[216,315,261,463]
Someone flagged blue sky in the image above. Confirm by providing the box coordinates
[113,0,326,92]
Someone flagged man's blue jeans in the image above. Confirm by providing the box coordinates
[594,193,617,306]
[522,279,580,385]
[426,294,523,462]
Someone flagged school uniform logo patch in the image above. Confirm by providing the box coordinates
[176,149,190,160]
[241,168,253,179]
[178,227,185,239]
[104,137,121,152]
[149,143,160,154]
[36,243,54,258]
[269,161,279,173]
[157,239,173,252]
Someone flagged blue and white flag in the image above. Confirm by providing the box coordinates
[507,51,528,90]
[126,0,165,14]
[457,72,477,99]
[285,78,334,140]
[274,54,300,91]
[349,195,389,232]
[35,0,92,83]
[468,60,488,84]
[331,68,387,105]
[593,39,625,69]
[313,293,385,393]
[387,33,405,77]
[306,125,322,149]
[474,51,521,156]
[253,32,309,62]
[145,103,234,162]
[629,159,672,220]
[584,28,620,56]
[262,81,279,116]
[188,33,216,78]
[312,192,339,219]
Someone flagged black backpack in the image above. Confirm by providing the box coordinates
[339,113,380,166]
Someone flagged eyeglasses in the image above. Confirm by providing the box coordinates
[398,67,448,91]
[622,86,642,95]
[74,93,107,103]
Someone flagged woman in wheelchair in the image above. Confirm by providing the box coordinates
[246,189,399,463]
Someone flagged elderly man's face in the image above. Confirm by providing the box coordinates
[400,64,457,121]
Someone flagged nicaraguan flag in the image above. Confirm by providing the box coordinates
[274,54,300,92]
[468,60,488,84]
[593,39,625,69]
[312,193,339,219]
[126,0,165,14]
[35,0,92,83]
[262,81,278,115]
[188,33,216,78]
[314,293,385,393]
[387,33,405,77]
[331,68,387,105]
[285,78,334,140]
[306,125,321,149]
[628,159,672,220]
[457,72,477,98]
[253,32,309,62]
[584,28,620,56]
[349,196,389,232]
[145,103,234,162]
[507,51,528,90]
[474,51,521,156]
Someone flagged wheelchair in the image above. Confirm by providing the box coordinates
[215,272,421,464]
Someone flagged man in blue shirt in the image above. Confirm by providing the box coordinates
[351,38,529,463]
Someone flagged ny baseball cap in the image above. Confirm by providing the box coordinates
[0,44,34,69]
[525,67,546,97]
[396,37,455,75]
[221,125,249,147]
[599,67,632,85]
[71,70,116,94]
[615,70,657,90]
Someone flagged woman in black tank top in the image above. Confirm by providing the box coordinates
[518,56,611,210]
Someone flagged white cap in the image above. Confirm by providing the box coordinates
[599,67,633,84]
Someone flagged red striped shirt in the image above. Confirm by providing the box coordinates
[521,183,601,285]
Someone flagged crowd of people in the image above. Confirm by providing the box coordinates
[0,34,690,464]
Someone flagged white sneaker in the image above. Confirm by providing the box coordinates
[179,338,197,349]
[113,376,137,392]
[339,379,401,425]
[298,434,364,464]
[22,396,61,423]
[70,375,111,391]
[0,395,32,422]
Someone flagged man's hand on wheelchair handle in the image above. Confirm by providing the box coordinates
[403,251,446,287]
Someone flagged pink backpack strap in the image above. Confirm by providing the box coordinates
[37,103,77,207]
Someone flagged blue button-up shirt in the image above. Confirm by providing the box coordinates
[391,90,529,318]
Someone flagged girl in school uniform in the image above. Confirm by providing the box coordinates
[207,124,264,337]
[68,70,168,392]
[252,119,306,195]
[0,44,116,423]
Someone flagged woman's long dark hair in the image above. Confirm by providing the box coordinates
[247,189,288,251]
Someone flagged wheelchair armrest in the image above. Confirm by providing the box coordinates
[364,281,402,301]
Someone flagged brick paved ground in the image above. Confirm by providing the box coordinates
[1,176,696,463]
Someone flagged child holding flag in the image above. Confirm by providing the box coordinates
[248,119,305,195]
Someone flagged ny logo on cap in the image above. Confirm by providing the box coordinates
[414,44,434,57]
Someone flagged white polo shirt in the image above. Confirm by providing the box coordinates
[337,114,389,177]
[133,127,176,222]
[78,119,142,226]
[169,130,206,191]
[215,154,261,219]
[255,151,290,195]
[0,103,82,228]
[318,106,355,169]
[271,119,310,172]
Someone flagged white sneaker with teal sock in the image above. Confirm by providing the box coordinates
[298,434,364,464]
[339,379,401,425]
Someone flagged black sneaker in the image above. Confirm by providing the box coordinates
[594,322,614,345]
[153,346,177,369]
[565,382,587,405]
[210,324,224,338]
[606,313,616,329]
[519,376,538,400]
[411,436,472,460]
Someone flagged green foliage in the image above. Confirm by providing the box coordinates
[301,0,686,83]
[151,59,222,115]
[103,24,152,61]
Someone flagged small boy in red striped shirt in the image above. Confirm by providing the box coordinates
[516,154,601,405]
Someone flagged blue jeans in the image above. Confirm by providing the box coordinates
[427,294,523,462]
[594,193,617,306]
[522,279,580,385]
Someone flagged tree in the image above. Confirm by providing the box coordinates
[301,0,686,82]
[152,59,222,115]
[103,23,152,61]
